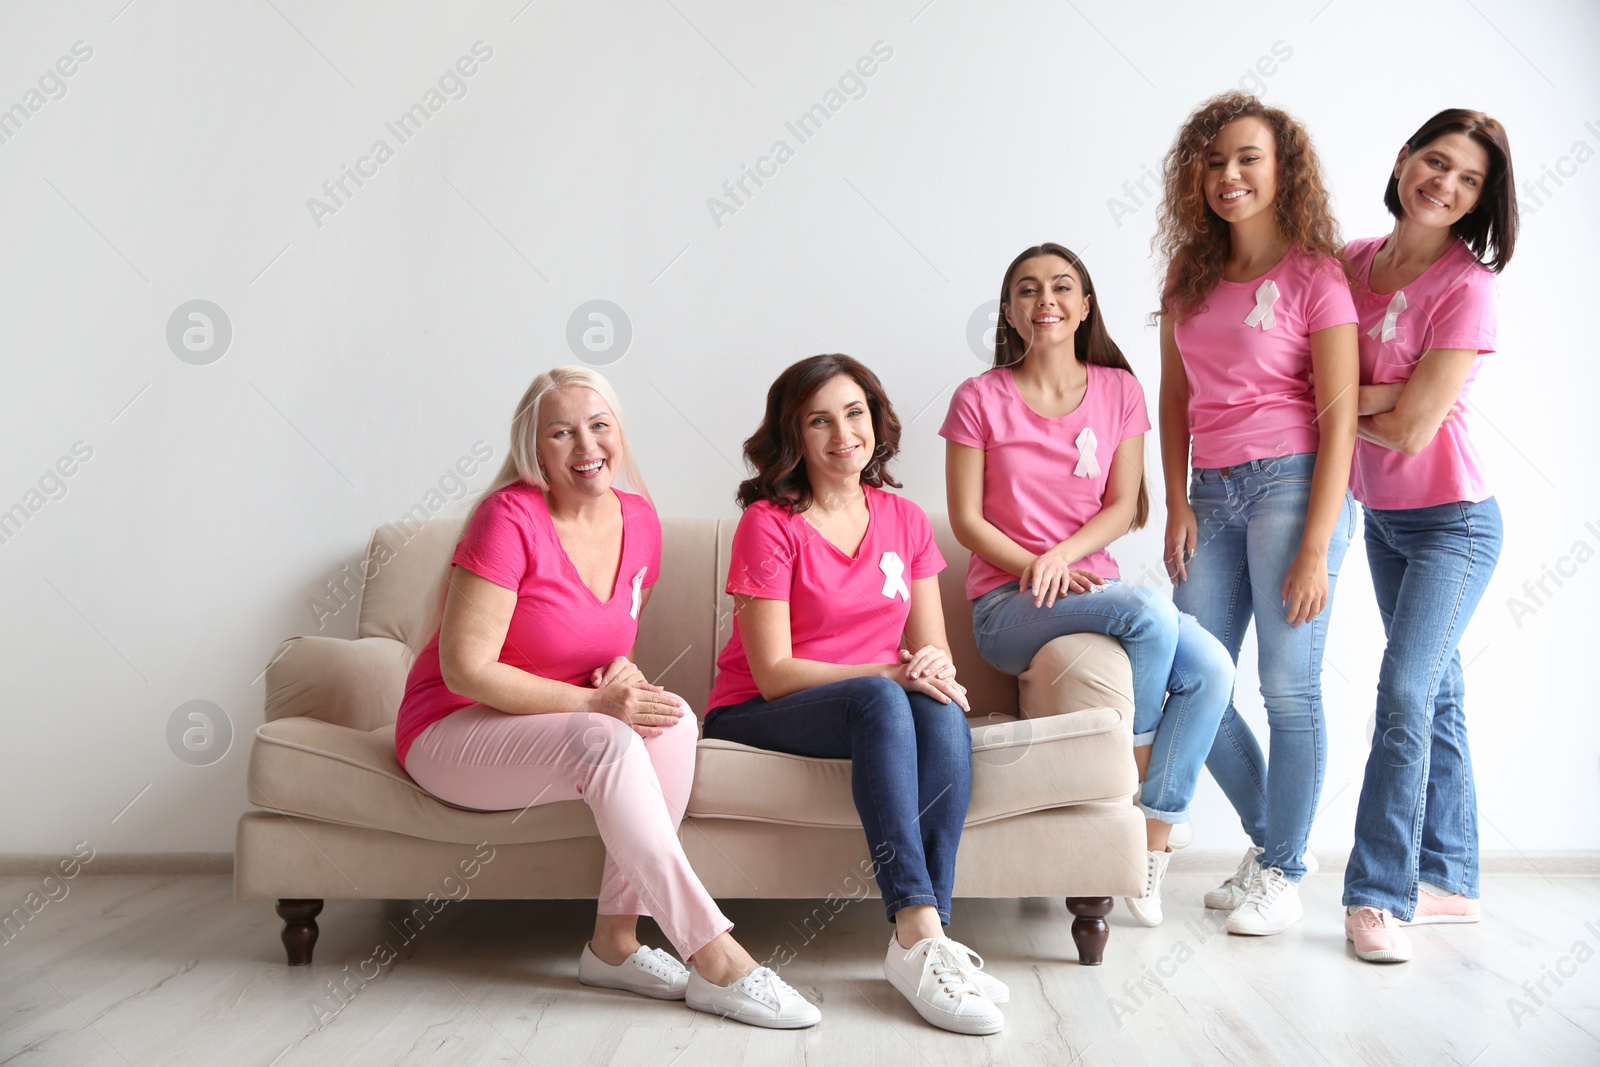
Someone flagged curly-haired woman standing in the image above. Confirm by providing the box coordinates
[1154,93,1359,936]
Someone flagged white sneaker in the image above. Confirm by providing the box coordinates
[578,943,689,1000]
[1225,865,1303,936]
[1125,850,1173,927]
[926,937,1008,1004]
[1204,846,1264,910]
[686,966,821,1029]
[883,935,1003,1035]
[1168,821,1194,850]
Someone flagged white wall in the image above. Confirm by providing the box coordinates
[2,0,1595,858]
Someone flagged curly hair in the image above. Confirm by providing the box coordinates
[1154,92,1346,322]
[736,354,902,514]
[993,242,1149,530]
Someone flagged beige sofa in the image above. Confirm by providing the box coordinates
[236,514,1145,968]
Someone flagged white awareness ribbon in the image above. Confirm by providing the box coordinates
[1073,427,1100,479]
[879,551,910,601]
[629,566,647,619]
[1368,290,1408,342]
[1243,279,1279,330]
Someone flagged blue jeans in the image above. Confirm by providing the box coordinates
[703,676,972,924]
[1343,499,1502,919]
[971,580,1233,824]
[1172,452,1356,881]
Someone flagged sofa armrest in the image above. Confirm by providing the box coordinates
[263,635,412,731]
[1017,633,1134,720]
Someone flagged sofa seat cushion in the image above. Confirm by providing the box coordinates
[247,718,599,846]
[687,706,1137,828]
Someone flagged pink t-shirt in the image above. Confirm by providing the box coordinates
[393,483,662,766]
[706,485,945,713]
[1345,236,1497,510]
[1174,247,1357,468]
[938,363,1151,600]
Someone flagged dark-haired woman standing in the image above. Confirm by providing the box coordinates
[941,243,1233,927]
[1341,110,1516,964]
[703,355,1006,1036]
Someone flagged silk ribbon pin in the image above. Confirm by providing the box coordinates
[1073,427,1100,478]
[629,567,647,619]
[1368,291,1407,342]
[879,551,910,601]
[1244,279,1279,330]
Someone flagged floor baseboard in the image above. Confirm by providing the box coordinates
[3,850,1597,878]
[0,852,233,877]
[1167,849,1600,877]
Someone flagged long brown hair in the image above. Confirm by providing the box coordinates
[1384,108,1517,272]
[736,354,902,514]
[1155,91,1345,322]
[995,243,1148,530]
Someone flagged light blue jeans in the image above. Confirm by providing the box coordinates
[1344,499,1502,920]
[972,578,1233,825]
[1172,453,1356,880]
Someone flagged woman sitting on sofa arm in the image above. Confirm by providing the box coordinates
[392,365,819,1029]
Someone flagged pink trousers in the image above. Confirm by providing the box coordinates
[404,700,733,960]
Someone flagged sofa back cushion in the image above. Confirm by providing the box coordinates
[354,510,1020,718]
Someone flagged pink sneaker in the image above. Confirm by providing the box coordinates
[1345,907,1412,963]
[1402,888,1481,926]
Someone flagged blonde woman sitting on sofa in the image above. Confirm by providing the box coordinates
[392,365,819,1029]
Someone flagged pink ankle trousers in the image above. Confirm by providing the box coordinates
[403,699,733,959]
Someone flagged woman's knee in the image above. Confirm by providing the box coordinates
[1122,585,1181,646]
[1177,614,1235,694]
[848,674,910,710]
[651,698,701,746]
[843,675,918,733]
[575,712,644,768]
[909,692,974,744]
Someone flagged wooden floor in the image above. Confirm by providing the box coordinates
[3,863,1597,1067]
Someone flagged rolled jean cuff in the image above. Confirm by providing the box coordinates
[1131,728,1158,747]
[1138,800,1190,825]
[884,892,945,925]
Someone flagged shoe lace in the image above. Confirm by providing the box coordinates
[1230,851,1260,889]
[641,947,687,979]
[941,939,990,988]
[1242,866,1287,909]
[740,966,798,1009]
[925,939,981,997]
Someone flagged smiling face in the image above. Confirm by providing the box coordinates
[798,373,874,490]
[1392,131,1489,230]
[535,386,617,503]
[1204,116,1279,225]
[1003,255,1090,352]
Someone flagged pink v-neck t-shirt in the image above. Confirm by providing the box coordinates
[1173,247,1357,468]
[939,363,1151,600]
[1345,235,1498,510]
[394,483,661,766]
[706,485,945,714]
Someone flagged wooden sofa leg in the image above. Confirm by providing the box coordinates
[1066,896,1112,965]
[276,899,324,966]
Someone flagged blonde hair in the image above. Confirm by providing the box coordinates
[414,366,650,652]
